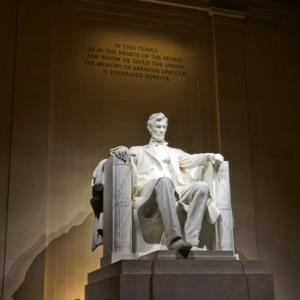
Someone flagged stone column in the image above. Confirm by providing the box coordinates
[209,7,258,259]
[0,1,18,296]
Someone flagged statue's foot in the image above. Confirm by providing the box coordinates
[168,238,192,252]
[190,245,207,251]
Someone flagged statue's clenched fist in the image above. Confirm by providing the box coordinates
[110,146,129,161]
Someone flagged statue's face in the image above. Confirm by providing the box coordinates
[149,119,168,142]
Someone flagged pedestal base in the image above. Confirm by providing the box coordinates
[85,251,274,300]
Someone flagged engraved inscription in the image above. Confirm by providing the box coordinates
[84,42,187,82]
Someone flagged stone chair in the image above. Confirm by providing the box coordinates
[93,155,236,266]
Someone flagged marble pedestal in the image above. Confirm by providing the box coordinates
[85,251,274,300]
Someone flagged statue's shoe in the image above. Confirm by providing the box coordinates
[168,238,192,251]
[190,246,207,251]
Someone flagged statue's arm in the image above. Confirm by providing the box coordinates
[177,150,224,169]
[109,145,139,163]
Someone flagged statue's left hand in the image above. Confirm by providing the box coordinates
[214,153,224,164]
[110,146,129,161]
[206,153,224,164]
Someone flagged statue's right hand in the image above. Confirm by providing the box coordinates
[110,146,129,161]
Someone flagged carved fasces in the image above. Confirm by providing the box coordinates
[113,157,132,253]
[213,162,234,251]
[102,156,132,264]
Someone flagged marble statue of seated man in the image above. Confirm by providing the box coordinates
[110,112,224,252]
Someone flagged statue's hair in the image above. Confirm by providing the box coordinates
[147,112,168,131]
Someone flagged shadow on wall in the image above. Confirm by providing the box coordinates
[6,212,248,300]
[3,213,99,300]
[13,250,45,300]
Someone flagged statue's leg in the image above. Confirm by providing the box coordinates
[179,182,209,246]
[154,177,183,244]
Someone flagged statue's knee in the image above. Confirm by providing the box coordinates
[157,177,173,186]
[193,182,209,198]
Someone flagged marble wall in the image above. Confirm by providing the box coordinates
[245,15,300,299]
[0,0,18,295]
[0,0,299,299]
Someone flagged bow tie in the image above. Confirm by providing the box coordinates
[148,139,168,147]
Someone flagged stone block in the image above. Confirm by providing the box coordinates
[85,252,274,300]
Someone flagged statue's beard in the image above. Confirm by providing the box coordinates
[151,134,166,143]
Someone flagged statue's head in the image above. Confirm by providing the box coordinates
[147,112,168,142]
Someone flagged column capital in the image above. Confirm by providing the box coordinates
[208,6,246,19]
